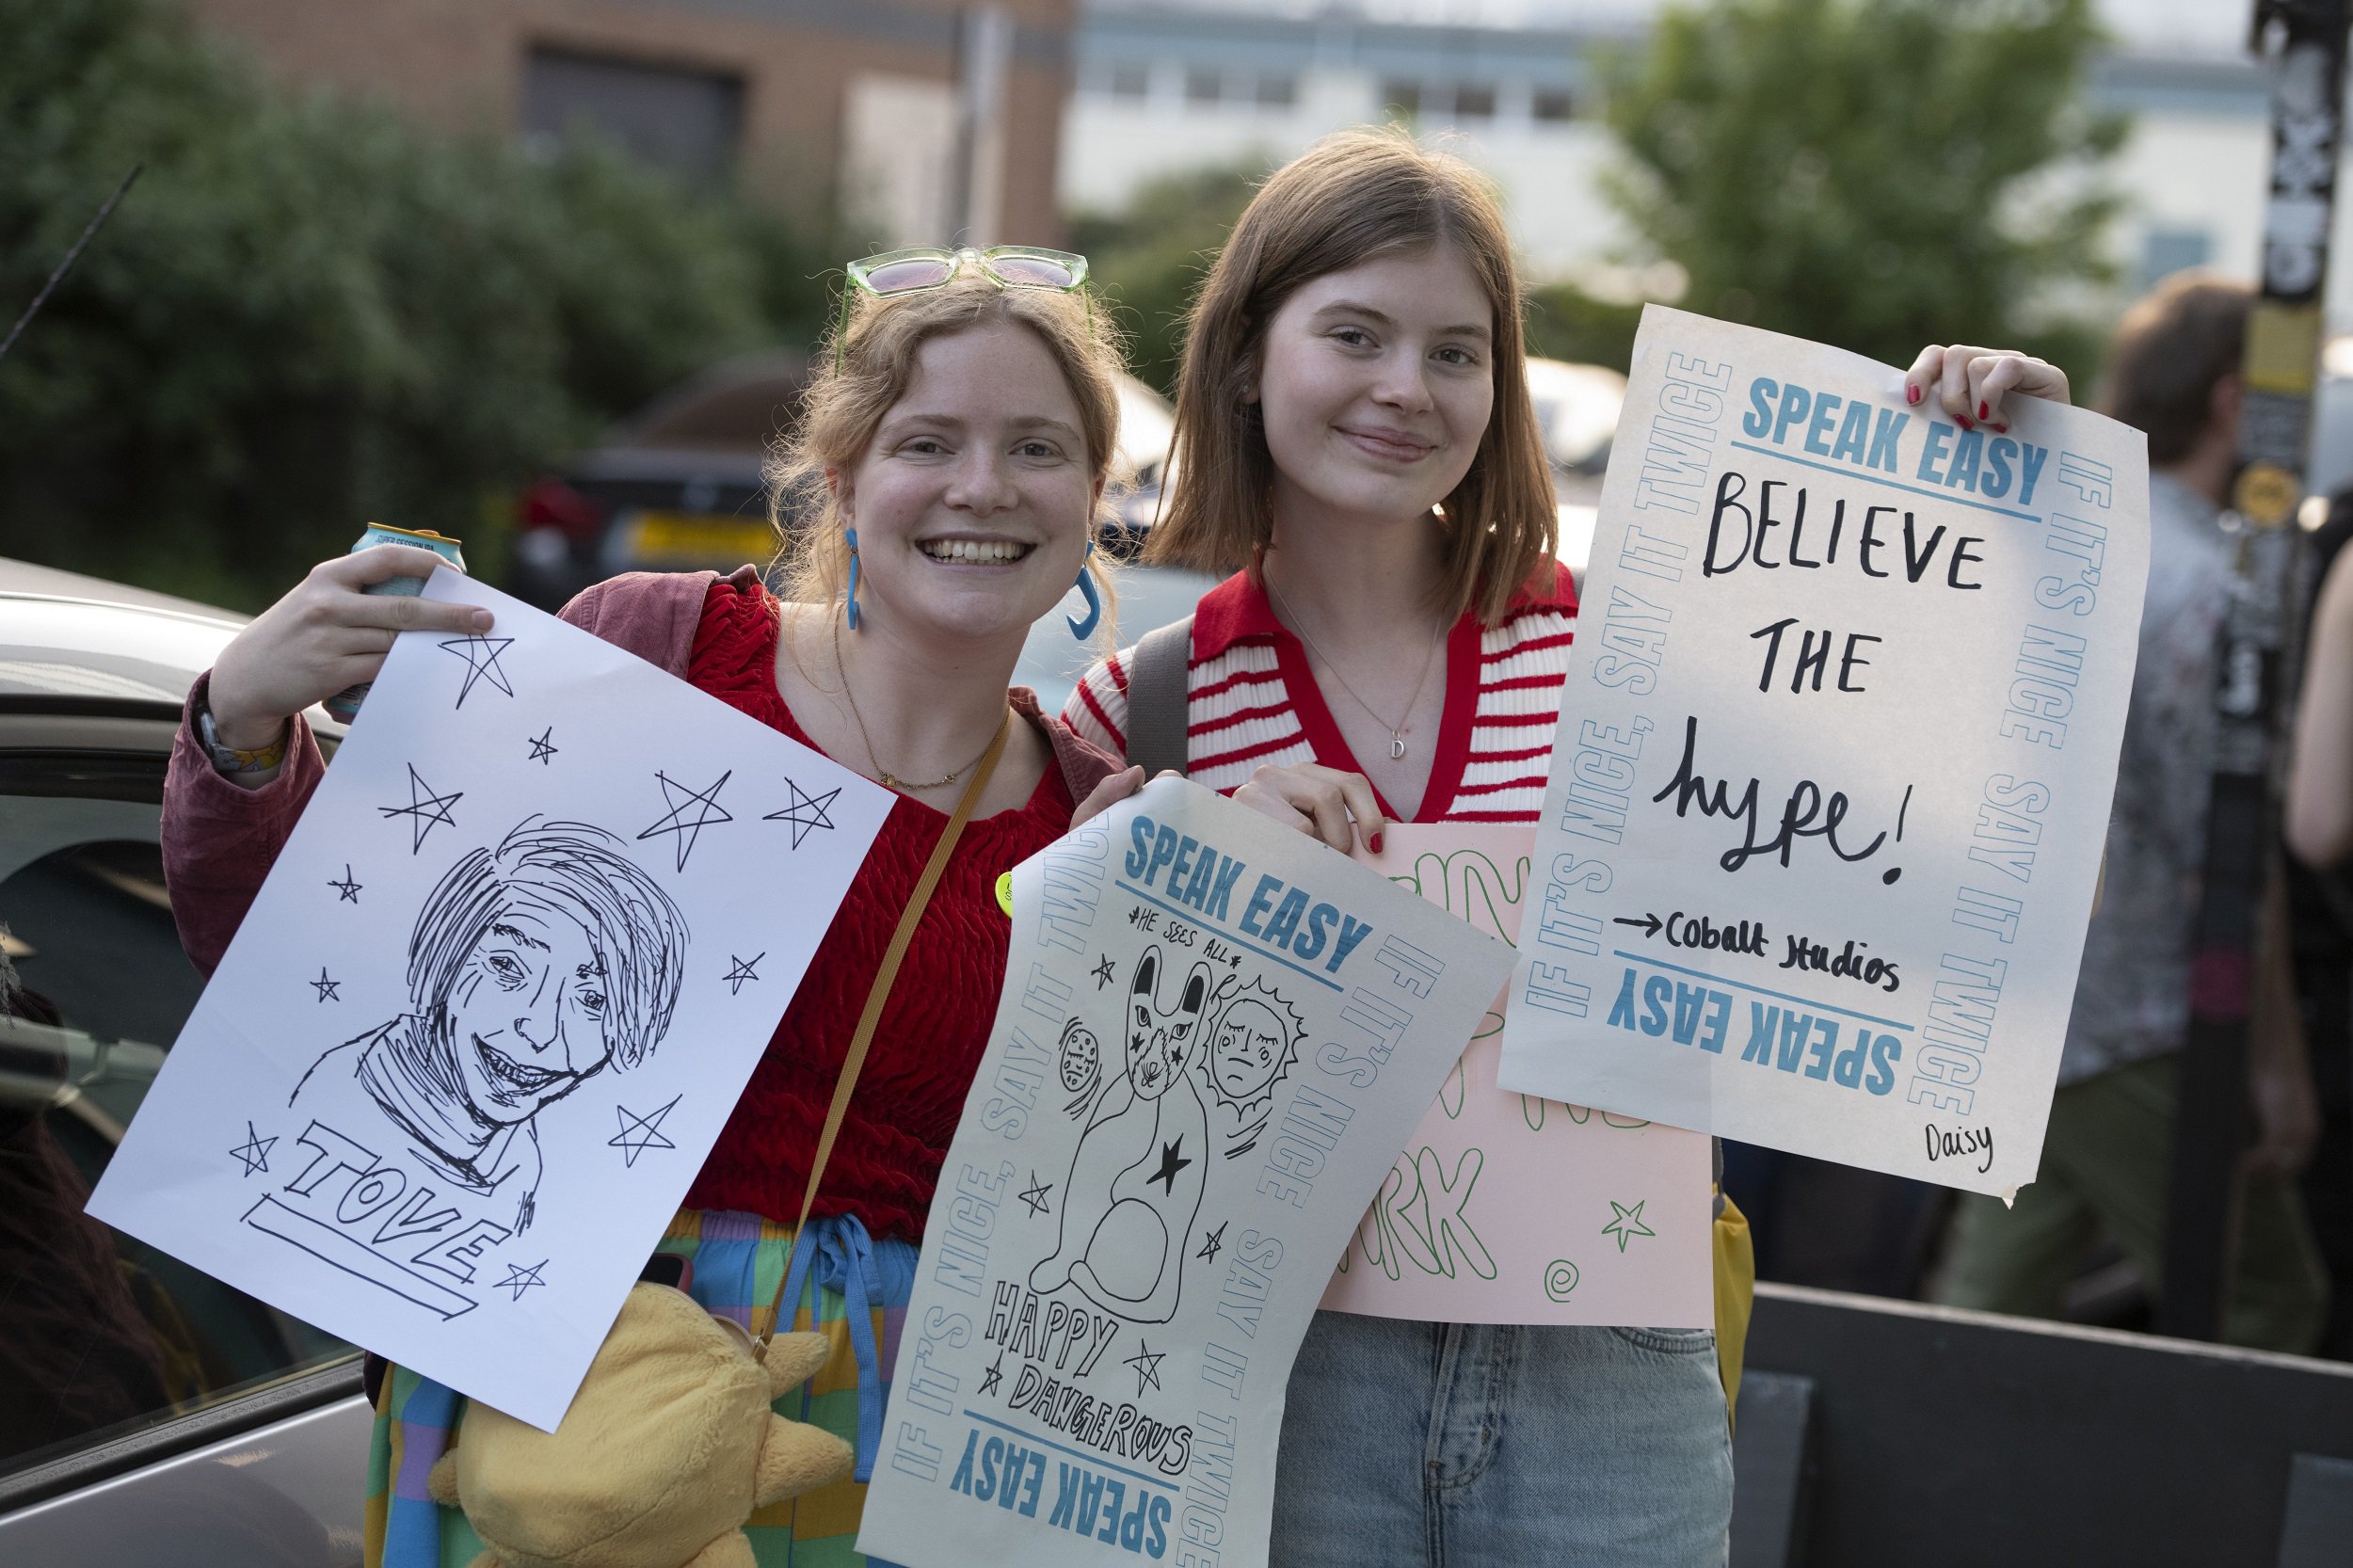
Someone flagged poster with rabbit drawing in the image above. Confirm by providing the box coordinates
[1321,826,1712,1327]
[89,569,894,1432]
[858,777,1515,1568]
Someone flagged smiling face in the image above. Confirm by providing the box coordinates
[833,320,1101,648]
[1253,243,1496,531]
[443,894,615,1125]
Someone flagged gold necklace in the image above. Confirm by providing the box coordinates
[1265,578,1444,761]
[831,614,1006,792]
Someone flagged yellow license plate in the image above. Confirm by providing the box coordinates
[631,512,776,565]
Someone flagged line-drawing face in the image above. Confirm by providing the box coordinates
[284,819,688,1246]
[1030,945,1213,1325]
[1200,978,1303,1158]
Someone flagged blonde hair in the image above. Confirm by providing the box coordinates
[1145,128,1557,626]
[768,273,1125,645]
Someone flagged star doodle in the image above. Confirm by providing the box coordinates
[310,967,342,1002]
[762,776,841,850]
[1196,1222,1226,1265]
[495,1259,549,1302]
[1092,955,1117,989]
[1149,1137,1192,1196]
[527,726,558,764]
[638,769,733,872]
[328,864,362,904]
[229,1121,277,1176]
[609,1096,681,1168]
[725,952,764,996]
[1018,1173,1054,1218]
[377,763,462,853]
[979,1353,1005,1397]
[439,634,517,709]
[1123,1341,1165,1398]
[1602,1198,1657,1254]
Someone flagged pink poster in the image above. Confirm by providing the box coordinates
[1321,825,1713,1326]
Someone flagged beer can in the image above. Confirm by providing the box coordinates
[323,523,467,722]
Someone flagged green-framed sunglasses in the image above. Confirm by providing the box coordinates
[835,245,1091,369]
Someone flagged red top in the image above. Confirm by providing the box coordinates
[677,582,1076,1238]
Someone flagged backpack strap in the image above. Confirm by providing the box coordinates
[1124,615,1195,779]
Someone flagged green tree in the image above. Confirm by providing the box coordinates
[1070,162,1265,395]
[1601,0,2124,377]
[0,0,837,610]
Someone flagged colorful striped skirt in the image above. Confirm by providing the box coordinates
[366,1210,919,1568]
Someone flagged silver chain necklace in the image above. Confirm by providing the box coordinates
[1265,577,1444,761]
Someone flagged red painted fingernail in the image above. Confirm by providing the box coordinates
[1957,414,1975,431]
[1993,423,2009,434]
[1977,401,1989,420]
[1907,384,1922,406]
[1369,832,1385,855]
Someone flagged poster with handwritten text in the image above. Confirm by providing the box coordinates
[1500,307,2147,1198]
[857,777,1513,1568]
[1320,825,1710,1325]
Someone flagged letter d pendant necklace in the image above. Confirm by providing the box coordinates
[1266,579,1443,761]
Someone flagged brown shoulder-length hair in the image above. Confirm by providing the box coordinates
[767,271,1125,648]
[1145,128,1557,626]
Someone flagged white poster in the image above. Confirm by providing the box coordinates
[89,569,893,1430]
[1320,826,1712,1327]
[1501,307,2147,1198]
[856,778,1514,1568]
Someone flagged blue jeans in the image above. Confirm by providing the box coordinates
[1271,1313,1732,1566]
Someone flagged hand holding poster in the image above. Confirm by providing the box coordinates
[1319,825,1711,1327]
[856,778,1513,1568]
[89,570,894,1430]
[1501,308,2149,1197]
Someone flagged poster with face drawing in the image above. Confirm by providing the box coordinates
[856,778,1514,1568]
[1501,307,2147,1198]
[1320,826,1712,1326]
[88,569,893,1431]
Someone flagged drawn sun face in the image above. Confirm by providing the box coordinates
[1058,1023,1099,1092]
[444,894,614,1123]
[1211,1000,1289,1101]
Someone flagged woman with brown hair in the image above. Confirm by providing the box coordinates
[1065,128,2067,1562]
[163,251,1140,1566]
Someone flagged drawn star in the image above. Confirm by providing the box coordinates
[439,634,517,709]
[638,770,733,872]
[229,1121,277,1176]
[725,952,764,996]
[609,1096,681,1168]
[762,776,840,850]
[979,1353,1005,1397]
[1149,1138,1192,1196]
[1018,1173,1054,1218]
[527,726,557,765]
[377,763,463,854]
[1196,1222,1226,1266]
[310,967,342,1003]
[1124,1341,1165,1398]
[1602,1199,1657,1254]
[1092,955,1117,989]
[327,864,362,904]
[494,1259,548,1302]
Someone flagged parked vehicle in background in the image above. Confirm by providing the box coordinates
[507,354,1188,608]
[1525,356,1626,581]
[0,557,368,1565]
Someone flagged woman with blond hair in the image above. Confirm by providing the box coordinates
[163,248,1144,1566]
[1066,129,2069,1562]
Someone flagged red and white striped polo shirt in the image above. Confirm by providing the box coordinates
[1063,561,1578,824]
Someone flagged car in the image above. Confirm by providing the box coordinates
[0,557,370,1566]
[505,356,1188,609]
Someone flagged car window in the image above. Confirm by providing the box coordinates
[0,768,355,1482]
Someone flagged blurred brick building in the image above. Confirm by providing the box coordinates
[184,0,1076,247]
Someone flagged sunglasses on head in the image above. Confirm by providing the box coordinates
[835,246,1092,368]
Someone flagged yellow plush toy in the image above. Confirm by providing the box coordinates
[427,1283,856,1568]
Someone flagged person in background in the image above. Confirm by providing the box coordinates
[2290,511,2353,871]
[1934,271,2329,1352]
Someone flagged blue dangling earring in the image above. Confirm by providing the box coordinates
[1066,539,1101,640]
[844,526,863,631]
